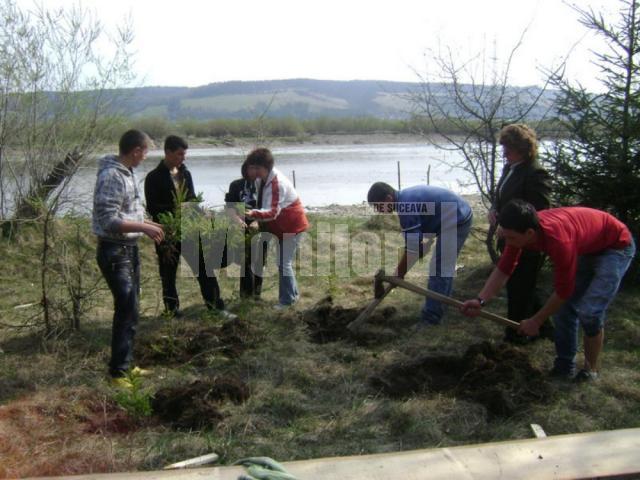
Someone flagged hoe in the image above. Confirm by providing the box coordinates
[348,269,519,332]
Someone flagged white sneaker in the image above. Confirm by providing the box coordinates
[274,295,299,311]
[218,310,238,320]
[273,303,291,311]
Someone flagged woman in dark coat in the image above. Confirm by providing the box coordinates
[490,124,552,342]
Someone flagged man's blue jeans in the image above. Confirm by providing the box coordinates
[277,233,303,305]
[421,215,473,324]
[553,239,636,374]
[97,240,140,378]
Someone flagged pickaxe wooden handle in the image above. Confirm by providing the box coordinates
[380,274,519,330]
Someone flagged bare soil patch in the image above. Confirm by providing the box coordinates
[371,341,553,416]
[303,296,397,344]
[152,376,250,430]
[136,318,251,366]
[0,388,140,478]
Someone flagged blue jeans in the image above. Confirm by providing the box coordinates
[97,240,140,377]
[421,214,473,324]
[553,239,636,374]
[277,233,303,305]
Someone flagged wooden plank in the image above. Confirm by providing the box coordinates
[530,423,547,438]
[38,428,640,480]
[163,453,219,470]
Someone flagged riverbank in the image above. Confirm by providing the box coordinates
[305,194,486,217]
[184,132,430,150]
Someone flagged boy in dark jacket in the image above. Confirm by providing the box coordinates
[225,160,267,298]
[144,135,234,319]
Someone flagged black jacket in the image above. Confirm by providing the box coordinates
[225,178,258,209]
[144,160,197,222]
[493,161,551,214]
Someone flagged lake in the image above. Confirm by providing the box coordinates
[66,142,478,213]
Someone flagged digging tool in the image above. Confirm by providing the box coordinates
[348,239,435,333]
[347,283,395,332]
[379,274,519,330]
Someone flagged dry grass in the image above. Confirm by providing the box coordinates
[0,387,141,477]
[1,209,639,477]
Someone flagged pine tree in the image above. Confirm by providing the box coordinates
[547,0,640,242]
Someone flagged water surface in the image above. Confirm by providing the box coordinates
[66,142,477,214]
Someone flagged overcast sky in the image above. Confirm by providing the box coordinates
[19,0,618,91]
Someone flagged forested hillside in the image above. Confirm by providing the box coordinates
[103,78,556,120]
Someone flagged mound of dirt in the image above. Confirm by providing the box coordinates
[303,296,397,344]
[371,341,552,416]
[152,376,249,430]
[136,318,251,366]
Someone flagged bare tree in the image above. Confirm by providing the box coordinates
[0,0,135,335]
[409,32,560,262]
[0,0,134,222]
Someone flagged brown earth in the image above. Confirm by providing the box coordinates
[152,376,250,430]
[371,341,554,416]
[302,296,398,344]
[0,388,141,478]
[80,398,142,435]
[136,318,252,366]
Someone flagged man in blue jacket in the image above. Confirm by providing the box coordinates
[368,182,473,327]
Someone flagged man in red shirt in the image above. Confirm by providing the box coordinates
[461,200,635,381]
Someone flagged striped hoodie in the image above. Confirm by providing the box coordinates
[250,167,309,238]
[92,155,144,244]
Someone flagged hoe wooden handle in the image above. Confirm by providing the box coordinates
[380,275,519,330]
[347,238,438,332]
[347,284,394,332]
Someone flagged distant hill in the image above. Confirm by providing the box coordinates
[106,79,556,121]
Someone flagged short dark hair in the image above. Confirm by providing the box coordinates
[367,182,396,203]
[164,135,188,152]
[240,158,251,180]
[119,129,151,155]
[498,199,540,233]
[245,147,274,171]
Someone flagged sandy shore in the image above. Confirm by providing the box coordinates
[187,132,430,149]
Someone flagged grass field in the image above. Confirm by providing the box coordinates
[1,206,639,478]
